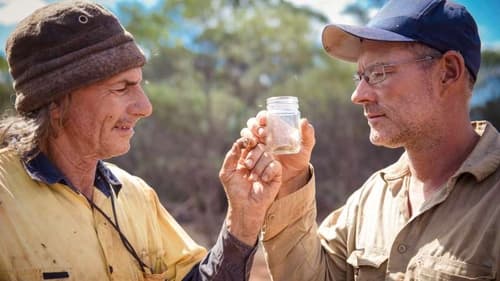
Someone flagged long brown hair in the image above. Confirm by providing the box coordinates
[0,94,72,159]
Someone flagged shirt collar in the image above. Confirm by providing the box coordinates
[455,121,500,182]
[380,121,500,184]
[380,153,410,181]
[23,152,122,197]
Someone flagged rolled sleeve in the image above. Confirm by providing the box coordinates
[261,167,342,280]
[262,167,316,241]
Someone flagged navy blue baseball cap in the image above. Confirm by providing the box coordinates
[322,0,481,79]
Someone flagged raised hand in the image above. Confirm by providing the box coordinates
[241,110,316,198]
[219,137,282,246]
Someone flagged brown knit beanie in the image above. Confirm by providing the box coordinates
[5,0,146,115]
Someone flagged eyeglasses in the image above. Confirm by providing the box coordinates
[353,55,437,86]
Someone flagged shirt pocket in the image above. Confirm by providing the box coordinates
[412,255,494,281]
[347,249,388,281]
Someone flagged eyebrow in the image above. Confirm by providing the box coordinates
[359,61,385,70]
[108,79,141,88]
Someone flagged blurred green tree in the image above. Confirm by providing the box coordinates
[0,55,14,112]
[470,50,500,128]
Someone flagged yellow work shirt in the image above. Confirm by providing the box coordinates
[0,149,206,281]
[262,121,499,280]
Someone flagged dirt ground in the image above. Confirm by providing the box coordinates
[181,223,273,280]
[249,247,272,281]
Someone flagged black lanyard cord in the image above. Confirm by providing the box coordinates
[85,196,150,273]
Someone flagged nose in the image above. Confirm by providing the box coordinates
[351,80,376,105]
[130,85,153,118]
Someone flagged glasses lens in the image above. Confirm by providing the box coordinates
[366,65,385,84]
[353,73,362,85]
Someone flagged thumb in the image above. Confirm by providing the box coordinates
[300,118,316,151]
[220,139,244,176]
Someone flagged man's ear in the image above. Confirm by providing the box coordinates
[49,101,61,119]
[48,101,63,138]
[48,95,71,134]
[439,50,465,85]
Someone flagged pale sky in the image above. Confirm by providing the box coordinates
[0,0,46,25]
[286,0,368,25]
[0,0,358,26]
[0,0,498,49]
[0,0,154,25]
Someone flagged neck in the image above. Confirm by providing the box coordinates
[406,120,479,190]
[44,140,98,199]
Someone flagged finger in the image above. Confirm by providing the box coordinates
[240,128,260,149]
[221,138,263,182]
[300,118,316,151]
[240,127,253,139]
[248,118,263,140]
[238,135,257,150]
[246,117,257,131]
[242,112,268,143]
[261,160,282,184]
[256,110,268,126]
[220,140,244,173]
[219,142,244,183]
[254,111,268,141]
[244,143,266,171]
[249,150,274,181]
[255,126,267,143]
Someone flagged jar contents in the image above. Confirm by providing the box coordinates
[266,96,301,154]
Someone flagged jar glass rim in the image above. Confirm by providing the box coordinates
[266,96,298,104]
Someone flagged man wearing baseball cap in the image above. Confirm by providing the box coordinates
[0,1,283,280]
[240,0,499,279]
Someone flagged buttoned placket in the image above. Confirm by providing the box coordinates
[385,174,460,280]
[92,190,117,280]
[91,188,145,281]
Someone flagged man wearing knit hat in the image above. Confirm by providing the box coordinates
[238,0,499,280]
[0,1,283,280]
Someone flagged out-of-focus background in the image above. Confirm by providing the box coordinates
[1,0,499,280]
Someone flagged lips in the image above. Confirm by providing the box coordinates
[115,125,131,130]
[114,120,136,134]
[365,112,385,119]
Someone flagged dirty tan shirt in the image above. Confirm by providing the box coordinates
[262,121,500,281]
[0,149,207,281]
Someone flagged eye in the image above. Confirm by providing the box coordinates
[368,71,384,80]
[367,68,385,84]
[109,86,128,96]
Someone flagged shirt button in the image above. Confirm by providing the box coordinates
[268,214,275,221]
[397,244,408,254]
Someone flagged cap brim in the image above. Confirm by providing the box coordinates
[321,23,416,62]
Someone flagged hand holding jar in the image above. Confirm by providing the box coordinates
[241,96,316,199]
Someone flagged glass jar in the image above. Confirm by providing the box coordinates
[266,96,301,154]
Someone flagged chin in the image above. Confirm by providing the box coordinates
[103,145,131,159]
[369,132,401,149]
[369,130,383,145]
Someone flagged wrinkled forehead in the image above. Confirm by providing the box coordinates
[101,67,143,85]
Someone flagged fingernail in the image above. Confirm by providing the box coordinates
[242,138,248,146]
[245,159,253,168]
[262,173,269,182]
[258,127,264,136]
